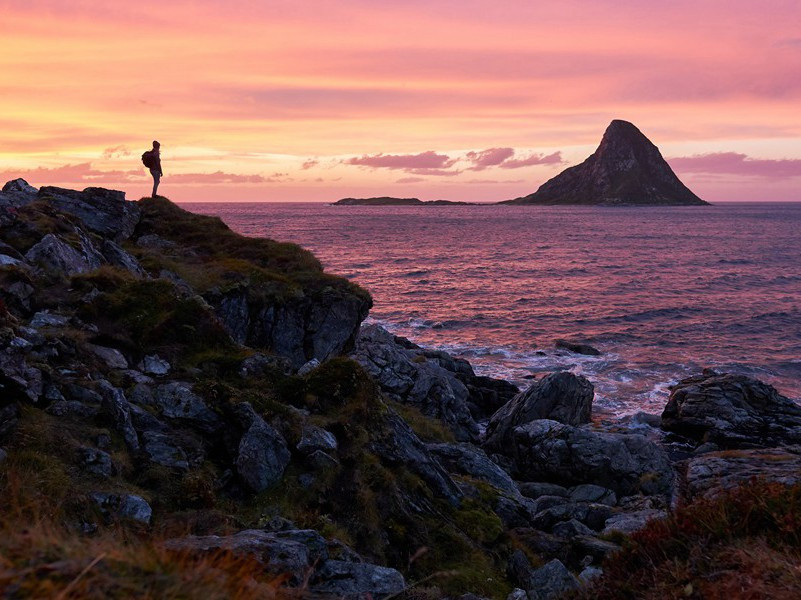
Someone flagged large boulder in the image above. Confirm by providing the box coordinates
[684,446,801,501]
[504,420,674,497]
[484,372,594,451]
[352,325,480,442]
[426,442,519,497]
[0,178,38,208]
[661,371,801,448]
[310,560,406,599]
[233,403,290,492]
[38,186,140,241]
[24,232,104,277]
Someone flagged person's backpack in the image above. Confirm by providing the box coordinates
[141,150,156,169]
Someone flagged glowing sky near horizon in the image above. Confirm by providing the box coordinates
[1,0,800,202]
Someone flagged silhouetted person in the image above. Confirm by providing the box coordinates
[147,140,163,197]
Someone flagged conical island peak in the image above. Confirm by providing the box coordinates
[505,120,708,205]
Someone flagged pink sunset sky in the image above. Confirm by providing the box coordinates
[1,0,800,202]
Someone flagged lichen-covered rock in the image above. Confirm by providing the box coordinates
[661,371,801,448]
[100,239,147,277]
[97,381,139,452]
[234,403,290,492]
[297,425,338,455]
[91,492,152,524]
[24,232,103,277]
[427,442,519,497]
[138,354,171,376]
[38,185,140,241]
[0,178,38,208]
[601,509,666,536]
[78,447,114,478]
[310,560,406,599]
[352,324,480,442]
[526,558,580,600]
[152,382,221,432]
[485,372,594,451]
[504,420,674,498]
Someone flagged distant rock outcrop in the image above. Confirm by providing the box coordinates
[505,120,708,206]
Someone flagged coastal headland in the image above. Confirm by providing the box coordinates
[0,178,798,598]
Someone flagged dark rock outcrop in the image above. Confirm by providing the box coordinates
[0,178,38,208]
[484,372,594,450]
[661,371,801,448]
[504,120,708,206]
[427,442,520,497]
[503,420,674,497]
[233,402,290,492]
[38,186,141,241]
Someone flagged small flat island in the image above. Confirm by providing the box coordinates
[334,196,475,205]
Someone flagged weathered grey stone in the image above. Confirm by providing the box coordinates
[87,344,128,369]
[427,442,519,496]
[0,351,43,402]
[297,358,320,376]
[25,232,103,277]
[138,354,171,376]
[78,447,114,478]
[100,239,147,277]
[517,481,570,499]
[163,529,328,584]
[1,178,38,206]
[97,381,139,452]
[91,492,152,524]
[506,589,528,600]
[369,409,463,507]
[297,425,338,455]
[30,310,69,329]
[526,559,580,600]
[531,501,613,532]
[153,382,220,431]
[234,403,290,492]
[684,446,801,501]
[0,255,22,267]
[579,566,603,583]
[662,371,801,448]
[601,509,666,536]
[552,518,595,538]
[505,420,674,498]
[310,559,406,599]
[569,484,617,506]
[352,324,479,442]
[39,186,140,241]
[141,431,189,470]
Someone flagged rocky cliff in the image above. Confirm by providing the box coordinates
[0,179,798,599]
[505,120,708,206]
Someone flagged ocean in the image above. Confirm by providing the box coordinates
[183,202,801,417]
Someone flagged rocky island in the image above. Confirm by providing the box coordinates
[1,178,798,598]
[335,197,474,206]
[503,120,708,206]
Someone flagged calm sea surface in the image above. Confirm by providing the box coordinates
[183,202,801,416]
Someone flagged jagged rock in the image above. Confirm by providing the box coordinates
[517,482,570,499]
[0,351,43,402]
[163,529,328,584]
[297,425,338,454]
[526,559,580,600]
[297,358,321,376]
[310,560,406,599]
[684,446,801,501]
[579,566,604,583]
[569,484,617,506]
[427,442,519,496]
[29,310,69,328]
[100,239,147,277]
[97,381,139,452]
[484,372,594,450]
[87,344,128,369]
[507,589,528,600]
[212,286,370,369]
[38,186,140,241]
[141,431,190,470]
[152,382,220,432]
[0,255,22,267]
[601,509,666,536]
[552,518,596,538]
[91,492,152,524]
[352,324,479,441]
[0,178,38,208]
[234,403,290,492]
[555,339,601,356]
[78,447,114,478]
[661,371,801,448]
[24,232,104,277]
[369,409,463,507]
[492,494,539,528]
[531,501,614,532]
[505,120,707,206]
[504,420,674,497]
[138,354,170,376]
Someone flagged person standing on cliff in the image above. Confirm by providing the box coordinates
[144,140,163,197]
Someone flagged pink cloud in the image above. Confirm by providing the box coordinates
[466,147,515,171]
[101,145,131,159]
[0,163,145,185]
[499,151,563,169]
[668,153,801,178]
[301,159,319,170]
[396,176,426,183]
[345,150,455,170]
[406,168,462,177]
